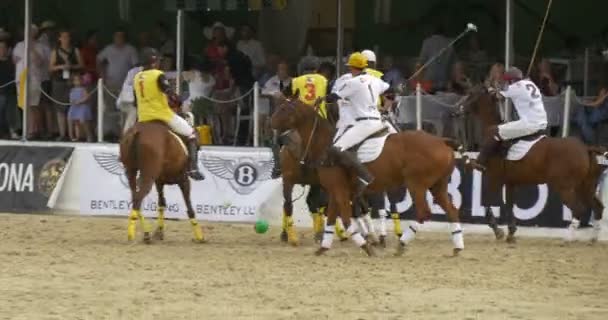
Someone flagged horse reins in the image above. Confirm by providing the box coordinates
[298,98,323,165]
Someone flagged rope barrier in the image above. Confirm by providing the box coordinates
[194,86,255,104]
[102,85,119,100]
[0,80,16,89]
[40,87,99,106]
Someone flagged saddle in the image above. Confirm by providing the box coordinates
[498,129,546,158]
[347,127,390,153]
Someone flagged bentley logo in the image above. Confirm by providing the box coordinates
[38,159,67,197]
[200,154,274,195]
[93,152,129,187]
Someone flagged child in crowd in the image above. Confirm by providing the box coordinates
[68,73,93,142]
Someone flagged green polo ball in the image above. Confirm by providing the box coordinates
[254,219,269,234]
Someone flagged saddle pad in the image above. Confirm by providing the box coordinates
[168,131,189,157]
[358,133,391,163]
[506,136,545,161]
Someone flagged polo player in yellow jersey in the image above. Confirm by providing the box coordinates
[362,49,383,79]
[134,48,205,180]
[271,56,328,178]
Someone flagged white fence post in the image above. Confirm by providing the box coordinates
[416,83,422,130]
[562,85,572,138]
[97,78,104,143]
[253,82,260,147]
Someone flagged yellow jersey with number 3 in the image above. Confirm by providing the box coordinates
[292,73,328,119]
[134,69,173,123]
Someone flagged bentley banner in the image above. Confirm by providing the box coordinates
[79,146,280,222]
[0,145,74,212]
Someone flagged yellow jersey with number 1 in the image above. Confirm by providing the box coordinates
[292,73,328,119]
[134,69,173,123]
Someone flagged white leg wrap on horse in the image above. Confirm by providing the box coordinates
[363,213,375,234]
[566,218,580,242]
[377,209,387,236]
[346,223,367,246]
[400,221,420,245]
[450,223,464,249]
[356,218,369,236]
[321,225,335,249]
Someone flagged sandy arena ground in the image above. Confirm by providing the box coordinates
[1,213,607,320]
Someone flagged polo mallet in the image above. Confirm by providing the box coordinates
[405,23,478,85]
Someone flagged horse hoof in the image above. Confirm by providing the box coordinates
[453,248,463,257]
[315,247,329,256]
[379,236,387,248]
[361,243,375,257]
[153,229,165,241]
[494,228,505,240]
[506,235,516,244]
[143,232,152,244]
[394,243,406,257]
[280,231,288,243]
[192,238,207,244]
[314,232,323,243]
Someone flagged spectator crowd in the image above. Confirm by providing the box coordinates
[0,20,607,146]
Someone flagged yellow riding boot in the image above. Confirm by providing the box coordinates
[285,216,299,246]
[335,219,348,241]
[190,219,205,242]
[392,213,403,237]
[127,209,140,241]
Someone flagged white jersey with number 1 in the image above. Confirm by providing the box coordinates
[334,74,390,121]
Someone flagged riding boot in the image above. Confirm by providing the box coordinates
[271,144,282,179]
[474,137,502,171]
[186,137,205,181]
[330,147,374,196]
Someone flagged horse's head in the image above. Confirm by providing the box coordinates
[270,90,317,132]
[461,84,502,125]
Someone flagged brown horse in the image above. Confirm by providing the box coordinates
[270,97,463,256]
[462,85,606,242]
[276,96,406,246]
[120,121,204,243]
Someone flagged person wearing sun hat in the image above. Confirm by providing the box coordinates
[203,21,235,91]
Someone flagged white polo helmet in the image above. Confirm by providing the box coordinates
[361,49,376,63]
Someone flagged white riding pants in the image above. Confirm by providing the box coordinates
[168,113,195,138]
[333,119,386,151]
[498,119,547,140]
[122,104,137,134]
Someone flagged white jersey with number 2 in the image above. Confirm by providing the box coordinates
[496,79,548,140]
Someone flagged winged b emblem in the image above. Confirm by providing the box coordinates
[92,152,129,187]
[200,154,275,195]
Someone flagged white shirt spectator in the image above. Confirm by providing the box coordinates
[237,39,265,70]
[12,40,49,82]
[184,70,216,106]
[262,75,291,96]
[97,43,138,88]
[116,66,143,109]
